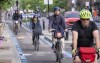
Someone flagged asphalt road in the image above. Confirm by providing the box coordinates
[7,20,72,63]
[6,18,100,63]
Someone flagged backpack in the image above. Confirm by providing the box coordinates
[32,21,42,35]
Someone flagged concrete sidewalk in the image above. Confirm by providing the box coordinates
[0,24,21,63]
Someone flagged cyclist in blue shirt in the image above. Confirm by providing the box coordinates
[49,7,67,53]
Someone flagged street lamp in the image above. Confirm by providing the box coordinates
[89,0,92,13]
[48,0,50,17]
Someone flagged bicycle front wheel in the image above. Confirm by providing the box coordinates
[34,35,39,51]
[56,54,61,63]
[15,27,18,35]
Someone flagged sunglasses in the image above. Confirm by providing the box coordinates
[81,18,89,21]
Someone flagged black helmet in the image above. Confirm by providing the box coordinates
[54,7,60,11]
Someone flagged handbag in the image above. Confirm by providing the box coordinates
[79,47,96,63]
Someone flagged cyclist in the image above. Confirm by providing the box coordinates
[12,10,20,31]
[72,9,100,63]
[31,15,42,45]
[49,7,67,53]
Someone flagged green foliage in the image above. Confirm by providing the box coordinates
[0,0,14,10]
[19,0,69,12]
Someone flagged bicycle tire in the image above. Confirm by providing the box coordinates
[15,24,18,35]
[55,41,62,63]
[58,43,62,63]
[15,28,18,35]
[56,53,59,62]
[56,54,61,63]
[36,40,39,51]
[34,37,37,51]
[34,41,37,51]
[34,35,39,51]
[58,54,61,63]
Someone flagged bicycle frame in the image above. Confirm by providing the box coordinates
[55,38,62,54]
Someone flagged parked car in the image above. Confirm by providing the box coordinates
[64,11,80,29]
[22,13,35,18]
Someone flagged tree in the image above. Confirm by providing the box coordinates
[19,0,69,13]
[0,0,14,22]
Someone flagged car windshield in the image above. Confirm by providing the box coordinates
[65,13,79,18]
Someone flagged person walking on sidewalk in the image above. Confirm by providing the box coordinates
[30,15,42,45]
[49,7,67,52]
[72,9,100,63]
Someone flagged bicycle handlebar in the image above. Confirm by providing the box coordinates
[50,29,68,32]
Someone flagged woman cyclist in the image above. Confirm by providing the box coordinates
[31,15,42,45]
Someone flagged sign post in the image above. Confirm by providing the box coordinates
[44,0,53,16]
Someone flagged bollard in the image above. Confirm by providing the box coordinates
[43,19,45,30]
[65,30,69,40]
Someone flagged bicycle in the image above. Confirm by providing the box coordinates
[33,34,39,51]
[50,29,63,63]
[14,20,19,35]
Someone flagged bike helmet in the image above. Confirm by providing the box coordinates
[80,9,91,19]
[54,7,60,11]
